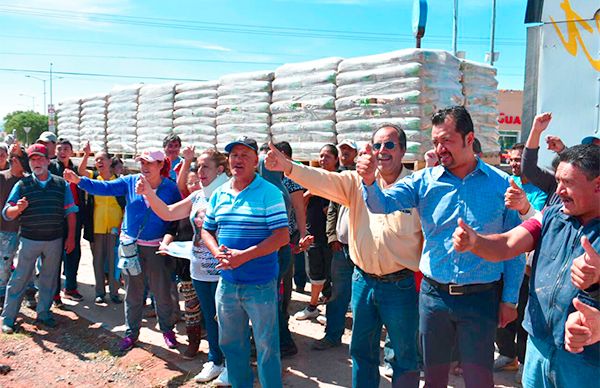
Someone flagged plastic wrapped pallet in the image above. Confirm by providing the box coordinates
[335,49,464,160]
[107,85,140,154]
[56,98,81,150]
[173,80,218,151]
[216,71,273,151]
[460,60,499,155]
[79,94,107,152]
[270,58,342,160]
[136,83,175,152]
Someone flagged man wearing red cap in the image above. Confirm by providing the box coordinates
[1,144,78,333]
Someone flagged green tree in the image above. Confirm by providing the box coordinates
[3,111,48,145]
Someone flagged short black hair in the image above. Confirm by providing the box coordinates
[473,138,482,154]
[259,143,270,153]
[162,133,182,148]
[371,123,407,150]
[56,137,73,150]
[275,141,293,158]
[558,144,600,180]
[431,106,474,140]
[511,143,525,152]
[111,156,123,168]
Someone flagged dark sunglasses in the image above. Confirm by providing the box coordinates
[372,141,397,151]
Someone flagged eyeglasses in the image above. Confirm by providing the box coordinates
[372,141,397,151]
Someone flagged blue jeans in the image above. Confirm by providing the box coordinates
[293,251,307,290]
[216,278,282,388]
[192,279,223,365]
[1,237,63,326]
[350,268,419,388]
[0,231,19,297]
[324,245,354,343]
[523,336,600,388]
[419,279,499,388]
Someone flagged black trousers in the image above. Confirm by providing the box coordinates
[495,275,529,363]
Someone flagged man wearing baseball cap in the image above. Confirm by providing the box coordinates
[201,136,289,386]
[1,144,78,333]
[581,134,600,146]
[36,131,58,159]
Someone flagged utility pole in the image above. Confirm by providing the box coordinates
[452,0,458,55]
[489,0,497,65]
[25,75,47,114]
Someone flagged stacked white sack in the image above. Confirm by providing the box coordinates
[336,49,464,160]
[107,84,140,154]
[216,71,273,151]
[56,98,81,150]
[174,81,218,151]
[136,83,175,152]
[460,60,499,154]
[271,57,342,160]
[79,94,107,152]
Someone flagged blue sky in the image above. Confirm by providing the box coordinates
[0,0,528,120]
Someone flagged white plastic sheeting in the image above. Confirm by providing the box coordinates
[216,71,273,151]
[57,99,81,150]
[106,85,140,154]
[79,94,107,152]
[173,81,218,151]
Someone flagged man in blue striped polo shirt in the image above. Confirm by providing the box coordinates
[201,136,289,388]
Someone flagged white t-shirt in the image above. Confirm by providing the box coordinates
[188,190,220,282]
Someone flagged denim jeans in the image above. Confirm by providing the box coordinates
[192,279,223,365]
[1,237,63,326]
[522,336,600,388]
[324,245,354,343]
[55,215,82,294]
[0,231,19,297]
[293,251,307,290]
[278,244,294,347]
[350,268,419,388]
[216,278,282,388]
[419,279,499,388]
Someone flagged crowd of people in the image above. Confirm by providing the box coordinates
[0,105,598,388]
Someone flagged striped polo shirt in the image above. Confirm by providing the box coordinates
[203,174,288,285]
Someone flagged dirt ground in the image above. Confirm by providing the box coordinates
[0,240,520,387]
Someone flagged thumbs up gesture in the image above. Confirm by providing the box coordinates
[265,141,292,174]
[565,298,600,353]
[571,236,600,290]
[356,143,377,185]
[135,175,152,196]
[452,217,477,252]
[504,178,531,215]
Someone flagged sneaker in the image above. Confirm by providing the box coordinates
[294,306,320,321]
[280,342,298,358]
[494,355,518,371]
[63,289,84,302]
[1,323,14,334]
[24,296,37,309]
[213,367,231,387]
[316,315,327,325]
[163,330,178,349]
[35,317,57,328]
[94,296,105,304]
[119,336,135,352]
[515,364,523,384]
[110,295,123,304]
[194,361,224,383]
[52,295,64,308]
[311,337,340,351]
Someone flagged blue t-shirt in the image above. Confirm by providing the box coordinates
[203,174,288,285]
[78,174,181,244]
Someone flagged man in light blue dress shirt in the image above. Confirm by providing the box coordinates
[357,106,525,388]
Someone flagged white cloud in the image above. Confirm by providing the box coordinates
[166,39,232,52]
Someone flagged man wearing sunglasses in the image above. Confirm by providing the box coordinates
[265,127,423,387]
[358,106,525,388]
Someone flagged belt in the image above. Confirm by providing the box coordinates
[358,267,413,283]
[423,276,499,296]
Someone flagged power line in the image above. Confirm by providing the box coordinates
[0,67,205,82]
[0,51,284,66]
[0,5,526,46]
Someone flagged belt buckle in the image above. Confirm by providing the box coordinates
[448,284,464,296]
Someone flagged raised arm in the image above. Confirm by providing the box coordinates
[176,145,195,196]
[135,175,193,221]
[522,113,558,193]
[64,169,129,197]
[77,141,92,176]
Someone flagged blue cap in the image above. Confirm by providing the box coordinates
[581,134,600,145]
[224,136,258,153]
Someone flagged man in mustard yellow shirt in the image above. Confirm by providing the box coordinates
[265,124,423,388]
